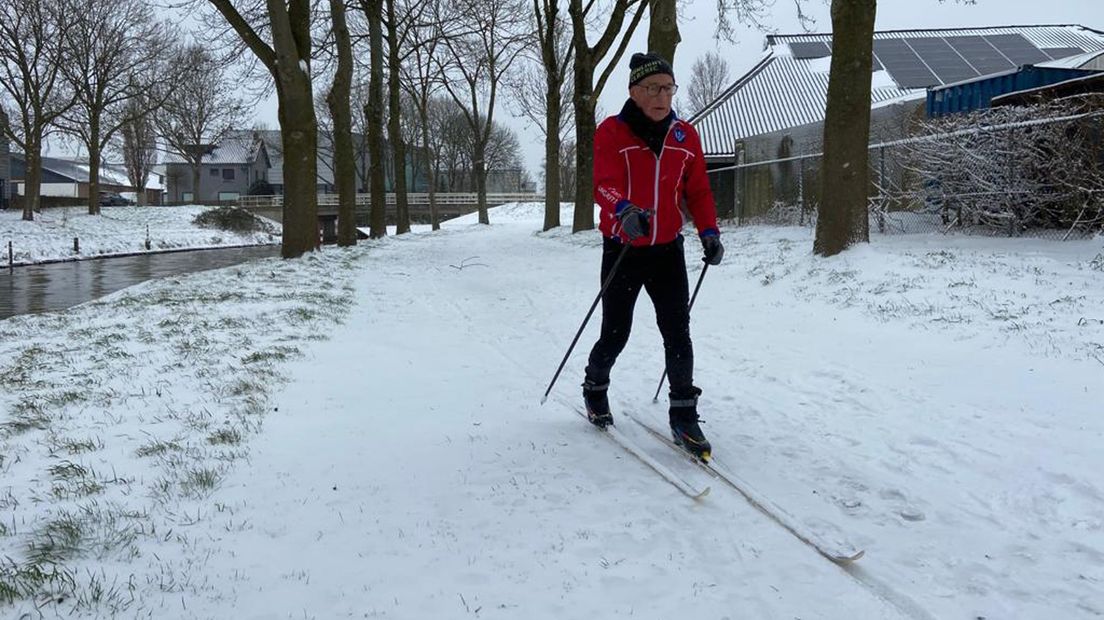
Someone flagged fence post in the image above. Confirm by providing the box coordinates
[798,160,806,225]
[73,237,79,254]
[878,146,887,234]
[7,240,12,268]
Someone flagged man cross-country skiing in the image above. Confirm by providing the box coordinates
[582,51,724,460]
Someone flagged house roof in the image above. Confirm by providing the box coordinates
[162,134,266,166]
[13,154,164,190]
[1034,48,1104,70]
[690,24,1104,158]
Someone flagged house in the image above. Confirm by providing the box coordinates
[162,133,271,203]
[9,154,165,205]
[252,129,430,196]
[690,24,1104,220]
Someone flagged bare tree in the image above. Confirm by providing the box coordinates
[358,0,388,238]
[327,0,358,246]
[57,0,175,215]
[0,0,74,221]
[206,0,320,259]
[568,0,649,232]
[386,0,417,234]
[436,0,530,224]
[154,45,249,204]
[814,0,875,256]
[526,0,574,231]
[685,50,730,117]
[119,95,159,206]
[400,2,446,229]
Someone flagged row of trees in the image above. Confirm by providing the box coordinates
[3,0,889,259]
[193,0,757,257]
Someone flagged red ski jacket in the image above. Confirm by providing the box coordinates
[593,111,719,246]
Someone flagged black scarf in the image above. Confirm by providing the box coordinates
[619,99,674,157]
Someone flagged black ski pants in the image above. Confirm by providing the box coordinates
[586,236,694,391]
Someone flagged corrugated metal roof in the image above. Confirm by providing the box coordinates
[692,25,1104,158]
[1035,48,1104,69]
[162,134,263,165]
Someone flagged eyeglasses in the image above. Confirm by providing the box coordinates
[634,83,678,97]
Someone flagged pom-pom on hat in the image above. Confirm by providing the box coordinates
[629,52,673,86]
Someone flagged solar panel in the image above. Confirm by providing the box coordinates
[873,38,939,88]
[1040,47,1086,60]
[945,36,1015,76]
[789,41,830,59]
[984,34,1050,66]
[906,37,979,85]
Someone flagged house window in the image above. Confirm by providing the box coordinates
[210,168,220,176]
[222,168,235,181]
[182,192,194,202]
[218,191,240,201]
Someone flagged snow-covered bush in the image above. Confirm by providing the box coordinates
[887,94,1104,236]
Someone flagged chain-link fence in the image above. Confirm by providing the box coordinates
[707,95,1104,240]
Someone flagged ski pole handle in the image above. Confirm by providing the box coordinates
[541,241,633,404]
[651,261,710,402]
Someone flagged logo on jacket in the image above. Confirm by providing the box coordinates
[673,128,686,143]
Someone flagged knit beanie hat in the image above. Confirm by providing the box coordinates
[629,52,674,86]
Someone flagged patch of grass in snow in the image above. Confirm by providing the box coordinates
[49,461,105,500]
[26,513,84,566]
[135,438,183,458]
[224,378,266,398]
[2,399,51,436]
[206,427,243,446]
[286,306,319,321]
[53,435,104,455]
[180,467,222,498]
[241,345,301,364]
[0,557,76,606]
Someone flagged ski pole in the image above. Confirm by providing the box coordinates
[541,241,632,405]
[651,261,710,403]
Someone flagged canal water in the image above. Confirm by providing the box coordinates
[0,245,281,321]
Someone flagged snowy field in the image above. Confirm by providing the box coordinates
[1,202,1103,618]
[0,205,279,266]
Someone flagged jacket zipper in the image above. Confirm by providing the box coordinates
[651,123,674,245]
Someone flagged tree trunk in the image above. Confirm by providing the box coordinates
[328,0,357,247]
[386,0,410,234]
[87,116,102,215]
[814,0,876,257]
[366,0,387,238]
[647,0,680,65]
[474,138,489,224]
[279,88,320,256]
[22,146,41,221]
[190,160,201,204]
[419,109,439,230]
[572,60,597,232]
[544,86,562,231]
[269,0,320,258]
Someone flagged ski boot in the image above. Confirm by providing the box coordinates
[669,386,711,462]
[582,379,613,428]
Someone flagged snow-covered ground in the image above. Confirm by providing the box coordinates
[0,205,279,266]
[1,202,1102,618]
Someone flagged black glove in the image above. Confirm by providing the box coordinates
[700,232,724,265]
[617,204,651,241]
